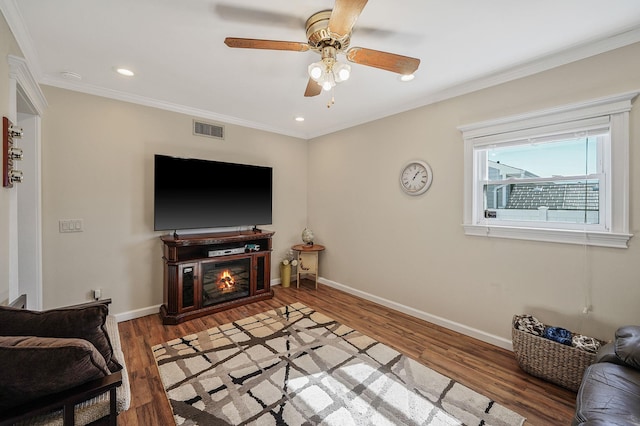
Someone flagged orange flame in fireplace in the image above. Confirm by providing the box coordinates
[218,270,235,290]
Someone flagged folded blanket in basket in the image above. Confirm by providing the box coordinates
[572,334,601,353]
[543,326,573,346]
[513,314,545,336]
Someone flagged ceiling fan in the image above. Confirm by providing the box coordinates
[224,0,421,99]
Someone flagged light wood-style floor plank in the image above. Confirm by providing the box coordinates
[117,281,576,425]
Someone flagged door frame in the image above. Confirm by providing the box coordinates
[8,55,47,309]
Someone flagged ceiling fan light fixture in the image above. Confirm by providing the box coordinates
[224,3,422,104]
[399,73,415,82]
[308,58,350,93]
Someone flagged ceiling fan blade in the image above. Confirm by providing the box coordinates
[224,37,310,52]
[304,78,322,97]
[346,47,420,75]
[328,0,368,38]
[215,5,305,29]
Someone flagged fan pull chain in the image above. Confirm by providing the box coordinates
[327,88,336,108]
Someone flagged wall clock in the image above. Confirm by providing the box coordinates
[400,160,433,195]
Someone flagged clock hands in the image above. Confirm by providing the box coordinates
[402,168,424,188]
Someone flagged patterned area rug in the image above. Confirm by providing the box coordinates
[153,303,525,426]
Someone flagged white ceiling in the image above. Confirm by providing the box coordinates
[2,0,640,139]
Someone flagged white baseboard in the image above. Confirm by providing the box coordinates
[111,278,513,351]
[318,277,513,351]
[114,304,162,323]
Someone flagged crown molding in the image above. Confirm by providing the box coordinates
[39,76,308,140]
[397,25,640,119]
[458,90,639,138]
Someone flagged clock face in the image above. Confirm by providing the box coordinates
[400,161,433,195]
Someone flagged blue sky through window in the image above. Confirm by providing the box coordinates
[488,137,598,178]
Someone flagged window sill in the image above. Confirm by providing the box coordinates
[463,224,632,248]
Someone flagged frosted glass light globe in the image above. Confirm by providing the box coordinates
[335,63,351,81]
[308,63,323,80]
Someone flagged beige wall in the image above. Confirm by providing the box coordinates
[10,21,640,345]
[0,13,23,304]
[40,87,308,314]
[308,42,640,343]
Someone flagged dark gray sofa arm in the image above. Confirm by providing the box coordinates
[594,326,640,370]
[614,325,640,370]
[594,342,621,364]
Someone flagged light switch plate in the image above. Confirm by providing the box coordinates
[59,219,83,233]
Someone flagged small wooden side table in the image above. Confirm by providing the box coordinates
[292,244,325,289]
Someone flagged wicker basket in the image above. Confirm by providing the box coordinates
[511,316,597,391]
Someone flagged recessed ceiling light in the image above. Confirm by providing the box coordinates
[399,74,415,82]
[115,68,135,77]
[295,116,305,122]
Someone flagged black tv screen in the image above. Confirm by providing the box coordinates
[154,155,273,231]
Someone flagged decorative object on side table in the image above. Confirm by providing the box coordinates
[301,227,314,245]
[280,250,298,288]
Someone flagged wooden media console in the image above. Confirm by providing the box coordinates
[159,230,274,324]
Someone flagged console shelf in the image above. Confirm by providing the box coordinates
[159,230,274,324]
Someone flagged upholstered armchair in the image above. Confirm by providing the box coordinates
[0,296,130,425]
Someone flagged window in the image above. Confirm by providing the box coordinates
[459,91,637,248]
[481,133,605,229]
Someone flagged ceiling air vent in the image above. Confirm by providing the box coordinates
[193,119,224,140]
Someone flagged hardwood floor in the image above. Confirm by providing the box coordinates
[117,281,576,425]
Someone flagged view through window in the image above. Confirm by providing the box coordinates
[479,135,605,227]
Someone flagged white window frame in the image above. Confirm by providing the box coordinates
[459,91,638,248]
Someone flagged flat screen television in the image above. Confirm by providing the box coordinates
[154,154,273,231]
